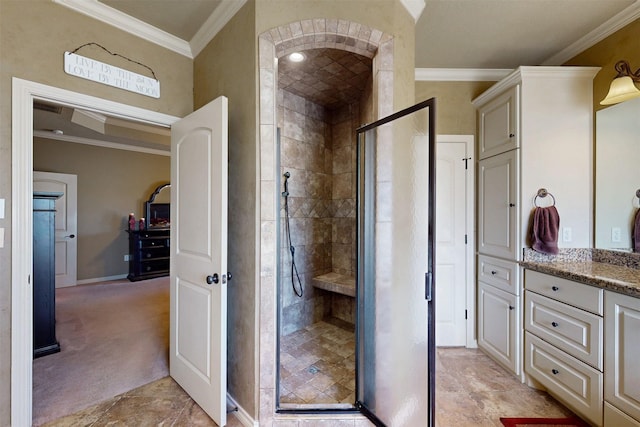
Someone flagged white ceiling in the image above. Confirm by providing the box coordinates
[55,0,640,70]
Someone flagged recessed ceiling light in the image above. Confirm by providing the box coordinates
[288,52,305,63]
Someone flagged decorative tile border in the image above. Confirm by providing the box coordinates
[261,19,385,59]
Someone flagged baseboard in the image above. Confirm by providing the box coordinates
[227,393,258,427]
[75,274,128,285]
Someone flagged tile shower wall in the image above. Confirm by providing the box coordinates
[278,90,359,334]
[279,89,332,336]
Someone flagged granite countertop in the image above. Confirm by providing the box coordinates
[521,248,640,298]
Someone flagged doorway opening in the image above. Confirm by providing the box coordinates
[11,77,179,426]
[30,98,172,425]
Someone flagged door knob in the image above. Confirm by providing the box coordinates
[65,234,76,238]
[206,274,219,285]
[551,321,559,327]
[227,271,232,281]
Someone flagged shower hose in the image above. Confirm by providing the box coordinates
[282,172,304,297]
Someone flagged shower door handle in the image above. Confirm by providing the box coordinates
[425,271,433,301]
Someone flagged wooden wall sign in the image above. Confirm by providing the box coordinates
[64,51,160,98]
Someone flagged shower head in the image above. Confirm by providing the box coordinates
[282,171,291,197]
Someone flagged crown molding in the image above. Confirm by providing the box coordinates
[415,68,513,82]
[400,0,426,21]
[472,66,601,106]
[190,0,248,57]
[34,130,170,156]
[53,0,193,58]
[542,0,640,65]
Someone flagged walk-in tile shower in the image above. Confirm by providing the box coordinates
[276,48,372,407]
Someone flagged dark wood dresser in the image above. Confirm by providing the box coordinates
[127,229,170,281]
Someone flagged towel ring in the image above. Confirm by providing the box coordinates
[534,188,556,207]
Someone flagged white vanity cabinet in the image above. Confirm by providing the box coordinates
[524,270,604,426]
[474,67,598,377]
[605,291,640,425]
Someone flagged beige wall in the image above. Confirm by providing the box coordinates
[0,1,192,423]
[34,139,170,280]
[564,18,640,113]
[415,81,495,135]
[193,0,259,416]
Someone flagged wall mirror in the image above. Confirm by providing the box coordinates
[595,96,640,250]
[145,183,170,229]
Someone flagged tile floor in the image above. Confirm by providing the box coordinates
[435,347,575,426]
[279,319,356,406]
[42,344,577,426]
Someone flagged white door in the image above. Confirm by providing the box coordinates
[33,171,78,288]
[435,141,468,346]
[170,96,228,426]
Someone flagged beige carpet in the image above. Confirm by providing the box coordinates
[32,277,169,426]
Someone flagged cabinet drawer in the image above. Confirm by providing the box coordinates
[605,402,640,427]
[478,255,519,295]
[525,291,602,370]
[525,332,603,426]
[140,259,169,274]
[525,270,603,315]
[141,247,170,259]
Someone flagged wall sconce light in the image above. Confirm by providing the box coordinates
[600,60,640,105]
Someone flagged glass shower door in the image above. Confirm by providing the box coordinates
[356,99,436,427]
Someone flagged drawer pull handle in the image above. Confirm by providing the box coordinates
[552,369,559,375]
[491,270,498,275]
[551,286,559,291]
[508,305,515,310]
[551,321,559,328]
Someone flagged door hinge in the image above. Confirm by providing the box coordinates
[465,309,468,320]
[462,156,471,169]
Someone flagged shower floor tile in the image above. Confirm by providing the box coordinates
[279,319,355,406]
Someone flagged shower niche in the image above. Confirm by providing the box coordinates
[277,48,371,408]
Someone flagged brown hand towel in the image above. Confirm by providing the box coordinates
[634,209,640,253]
[532,206,560,255]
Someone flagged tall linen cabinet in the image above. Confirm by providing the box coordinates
[472,67,599,376]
